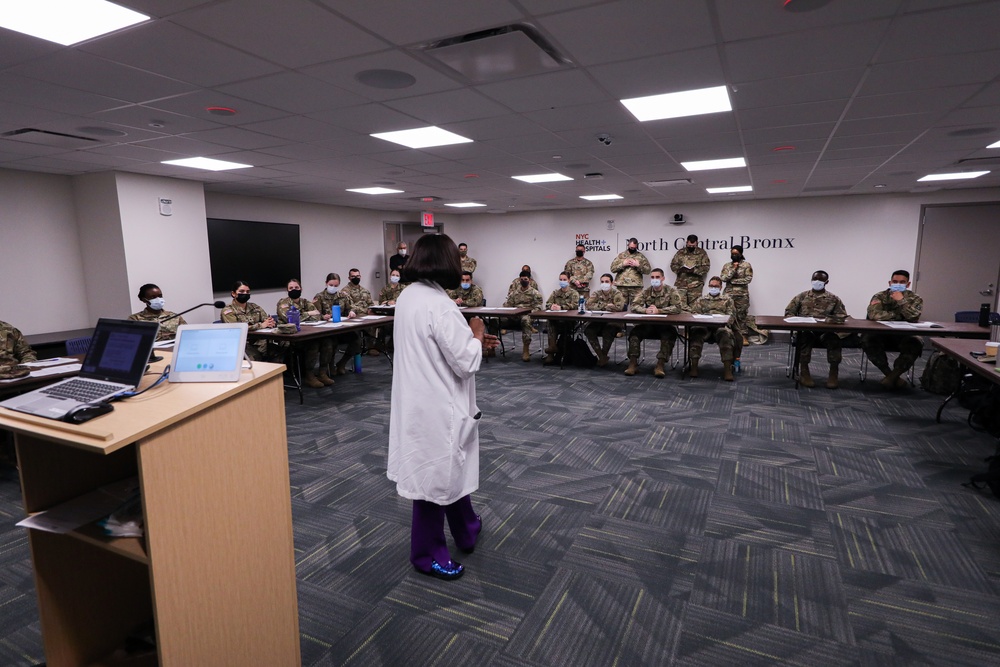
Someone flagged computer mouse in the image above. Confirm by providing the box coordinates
[63,402,115,424]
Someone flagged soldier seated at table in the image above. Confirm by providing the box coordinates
[584,273,626,367]
[378,269,406,305]
[448,271,484,307]
[312,272,362,376]
[502,270,543,362]
[625,268,684,378]
[860,269,924,389]
[543,272,580,365]
[784,270,849,389]
[128,283,187,341]
[688,276,737,381]
[276,278,331,388]
[222,280,276,362]
[0,319,37,377]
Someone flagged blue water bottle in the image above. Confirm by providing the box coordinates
[331,305,341,322]
[288,304,300,331]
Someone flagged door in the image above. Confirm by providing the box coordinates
[383,221,444,281]
[914,203,1000,322]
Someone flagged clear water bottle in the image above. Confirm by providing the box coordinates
[578,294,585,314]
[288,304,300,331]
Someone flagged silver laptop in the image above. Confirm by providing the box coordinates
[0,318,159,420]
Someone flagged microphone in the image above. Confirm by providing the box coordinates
[149,301,225,361]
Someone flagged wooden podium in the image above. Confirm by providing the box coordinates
[0,356,300,666]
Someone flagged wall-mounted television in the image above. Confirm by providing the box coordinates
[206,218,301,293]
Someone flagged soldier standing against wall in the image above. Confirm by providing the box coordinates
[720,244,753,347]
[670,234,710,307]
[610,237,651,306]
[564,243,594,296]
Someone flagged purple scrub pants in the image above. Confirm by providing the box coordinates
[410,495,481,571]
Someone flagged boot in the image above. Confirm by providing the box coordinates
[826,363,839,389]
[522,339,531,362]
[723,360,734,381]
[689,357,699,378]
[302,371,324,389]
[654,360,666,378]
[799,363,815,388]
[624,359,638,376]
[596,350,609,367]
[543,352,556,365]
[335,358,349,375]
[317,369,335,386]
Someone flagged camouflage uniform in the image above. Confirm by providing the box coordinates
[221,299,272,360]
[670,247,711,307]
[448,284,485,307]
[688,293,738,363]
[563,256,595,295]
[720,260,753,338]
[784,289,849,365]
[0,320,37,366]
[461,254,478,274]
[627,285,684,363]
[610,249,651,305]
[378,282,406,305]
[127,310,187,341]
[312,289,362,372]
[544,286,580,358]
[507,276,541,300]
[342,281,377,353]
[275,296,327,379]
[502,285,543,344]
[584,287,626,361]
[861,289,924,377]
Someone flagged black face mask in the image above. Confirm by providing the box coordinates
[288,289,301,300]
[628,246,637,253]
[731,254,742,262]
[520,279,530,287]
[236,293,251,304]
[350,276,361,285]
[575,250,584,257]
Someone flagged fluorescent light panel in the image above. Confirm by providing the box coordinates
[512,173,573,183]
[681,157,746,171]
[444,202,487,208]
[580,194,623,201]
[161,157,252,171]
[0,0,150,46]
[621,85,732,122]
[917,171,989,182]
[987,140,1000,149]
[346,187,404,195]
[370,126,472,149]
[706,185,753,194]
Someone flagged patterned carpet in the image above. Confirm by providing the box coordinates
[2,339,1000,666]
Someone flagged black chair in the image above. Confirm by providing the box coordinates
[65,336,91,355]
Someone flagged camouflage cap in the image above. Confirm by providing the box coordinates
[276,323,298,335]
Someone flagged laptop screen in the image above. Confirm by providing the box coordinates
[80,319,160,384]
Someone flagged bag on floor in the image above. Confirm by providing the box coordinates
[919,351,962,395]
[963,454,1000,498]
[559,335,597,368]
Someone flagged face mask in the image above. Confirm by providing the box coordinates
[148,297,165,311]
[398,249,407,256]
[708,287,721,296]
[628,246,637,254]
[236,293,251,304]
[390,276,400,284]
[559,280,569,289]
[350,276,361,285]
[650,278,662,288]
[460,250,467,256]
[326,285,339,294]
[288,289,301,300]
[460,282,471,290]
[811,280,826,291]
[599,283,611,292]
[575,250,584,257]
[889,283,907,293]
[520,279,530,287]
[731,254,742,262]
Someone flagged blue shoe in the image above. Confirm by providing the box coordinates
[418,560,464,581]
[733,359,741,374]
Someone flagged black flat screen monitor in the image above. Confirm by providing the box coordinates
[206,218,301,293]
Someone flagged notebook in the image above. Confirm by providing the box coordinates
[0,318,159,420]
[168,322,248,383]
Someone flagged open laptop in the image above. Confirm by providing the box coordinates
[168,322,248,383]
[0,318,159,420]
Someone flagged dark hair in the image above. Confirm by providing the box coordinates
[231,280,250,292]
[400,234,462,289]
[687,234,698,242]
[559,272,570,280]
[349,268,360,275]
[519,270,532,278]
[651,267,665,276]
[461,271,473,279]
[325,272,340,283]
[287,277,301,287]
[601,273,614,281]
[137,283,159,300]
[576,243,585,249]
[891,269,910,281]
[458,242,468,249]
[627,237,638,245]
[731,245,743,254]
[813,270,829,281]
[708,275,723,285]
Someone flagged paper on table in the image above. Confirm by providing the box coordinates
[491,307,519,310]
[153,340,174,348]
[359,315,383,320]
[22,357,77,367]
[319,322,346,328]
[784,316,817,323]
[30,363,82,377]
[17,477,140,534]
[692,313,729,319]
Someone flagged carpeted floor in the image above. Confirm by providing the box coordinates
[2,339,999,666]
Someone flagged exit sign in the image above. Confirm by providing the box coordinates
[421,211,434,227]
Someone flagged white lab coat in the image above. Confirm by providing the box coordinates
[387,280,482,504]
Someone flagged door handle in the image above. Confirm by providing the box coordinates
[980,282,994,297]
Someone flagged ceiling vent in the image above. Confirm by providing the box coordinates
[1,128,101,149]
[642,178,692,187]
[422,24,569,83]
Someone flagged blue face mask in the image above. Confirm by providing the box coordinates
[559,280,569,289]
[148,297,165,311]
[811,280,826,291]
[460,282,471,290]
[708,287,721,296]
[390,275,400,284]
[889,283,907,292]
[650,278,662,288]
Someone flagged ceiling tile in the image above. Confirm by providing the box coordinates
[217,72,367,115]
[476,69,609,112]
[384,89,509,124]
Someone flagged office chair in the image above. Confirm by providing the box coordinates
[65,336,91,355]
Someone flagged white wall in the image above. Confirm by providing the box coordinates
[448,190,1000,318]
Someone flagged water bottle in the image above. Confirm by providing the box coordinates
[578,294,585,314]
[331,304,341,322]
[288,304,301,331]
[353,353,362,373]
[979,303,990,328]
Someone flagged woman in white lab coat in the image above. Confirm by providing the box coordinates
[388,234,498,580]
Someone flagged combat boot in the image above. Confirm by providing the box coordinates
[302,371,325,389]
[543,352,556,365]
[522,340,531,362]
[335,358,349,375]
[596,350,609,367]
[723,360,734,381]
[826,363,839,389]
[317,369,335,386]
[880,370,902,388]
[689,357,700,378]
[799,363,815,388]
[624,359,638,376]
[654,360,666,378]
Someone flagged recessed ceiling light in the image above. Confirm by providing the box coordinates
[512,173,573,183]
[620,85,731,122]
[0,0,150,46]
[988,140,1000,149]
[370,126,472,149]
[580,194,623,201]
[445,202,487,208]
[346,187,404,195]
[706,185,753,194]
[874,184,887,188]
[681,157,746,171]
[917,171,989,182]
[161,157,252,171]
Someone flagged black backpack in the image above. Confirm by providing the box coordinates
[964,454,1000,498]
[558,335,598,368]
[919,351,962,395]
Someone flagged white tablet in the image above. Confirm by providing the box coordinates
[168,323,248,383]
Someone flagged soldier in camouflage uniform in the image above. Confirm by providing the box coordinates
[458,243,477,275]
[378,270,406,305]
[670,234,711,307]
[221,280,276,361]
[312,272,362,375]
[276,278,331,388]
[542,272,580,364]
[584,273,626,366]
[448,271,484,307]
[720,245,753,345]
[610,237,651,306]
[625,268,684,378]
[343,268,380,355]
[0,319,37,368]
[861,269,924,389]
[688,276,737,381]
[784,270,849,388]
[128,283,187,341]
[507,265,541,298]
[503,271,544,361]
[564,244,595,296]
